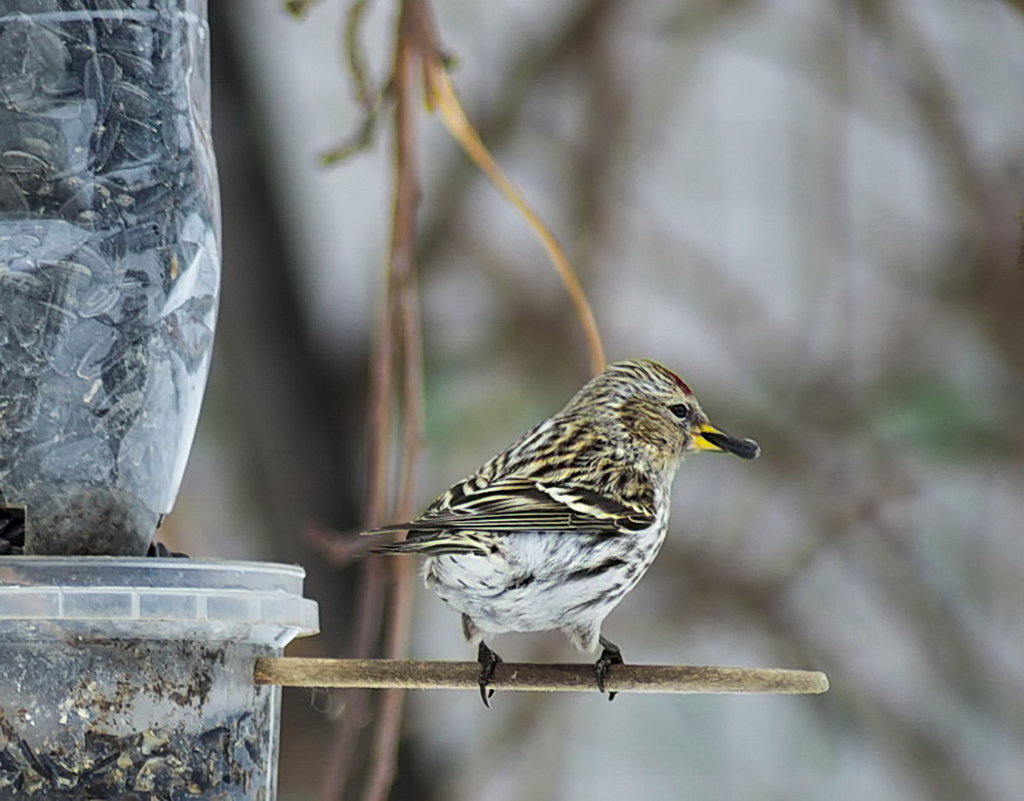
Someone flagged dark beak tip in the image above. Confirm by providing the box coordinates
[736,438,760,460]
[702,430,760,460]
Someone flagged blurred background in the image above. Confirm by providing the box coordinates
[168,1,1024,799]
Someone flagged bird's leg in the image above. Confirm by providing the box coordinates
[476,641,503,708]
[595,635,624,701]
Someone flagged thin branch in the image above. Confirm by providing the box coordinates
[1018,208,1024,267]
[317,237,397,799]
[360,1,426,798]
[345,0,378,111]
[319,111,385,166]
[423,61,606,376]
[400,0,606,375]
[256,658,830,695]
[416,0,617,266]
[318,0,386,165]
[284,0,322,18]
[318,1,405,789]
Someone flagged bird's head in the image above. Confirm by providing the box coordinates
[572,359,760,473]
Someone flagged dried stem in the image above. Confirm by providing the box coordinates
[416,0,617,268]
[317,279,394,800]
[360,1,426,798]
[284,0,322,18]
[423,60,606,376]
[320,2,426,798]
[256,658,830,695]
[345,0,378,111]
[317,0,383,165]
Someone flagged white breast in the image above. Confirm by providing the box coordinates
[422,502,670,647]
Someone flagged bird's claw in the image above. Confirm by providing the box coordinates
[477,642,503,708]
[595,636,624,701]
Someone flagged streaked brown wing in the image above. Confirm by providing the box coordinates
[363,477,654,536]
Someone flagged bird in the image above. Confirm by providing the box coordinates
[365,359,759,705]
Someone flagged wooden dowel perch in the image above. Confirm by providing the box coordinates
[254,658,829,695]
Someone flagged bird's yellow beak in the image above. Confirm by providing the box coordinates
[694,423,760,460]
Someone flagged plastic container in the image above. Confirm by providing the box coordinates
[0,558,319,800]
[0,0,220,554]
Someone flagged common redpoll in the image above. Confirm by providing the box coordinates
[367,359,759,704]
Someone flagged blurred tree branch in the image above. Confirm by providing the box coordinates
[319,2,427,799]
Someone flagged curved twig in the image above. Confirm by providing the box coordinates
[402,0,605,376]
[423,63,606,376]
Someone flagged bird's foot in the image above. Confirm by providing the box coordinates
[477,642,503,708]
[146,541,190,558]
[595,636,624,701]
[0,507,25,555]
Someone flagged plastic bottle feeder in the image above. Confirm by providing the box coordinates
[0,0,220,554]
[0,5,324,798]
[0,558,319,799]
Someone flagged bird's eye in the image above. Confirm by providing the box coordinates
[668,403,691,420]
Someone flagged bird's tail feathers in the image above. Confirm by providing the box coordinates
[368,534,489,557]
